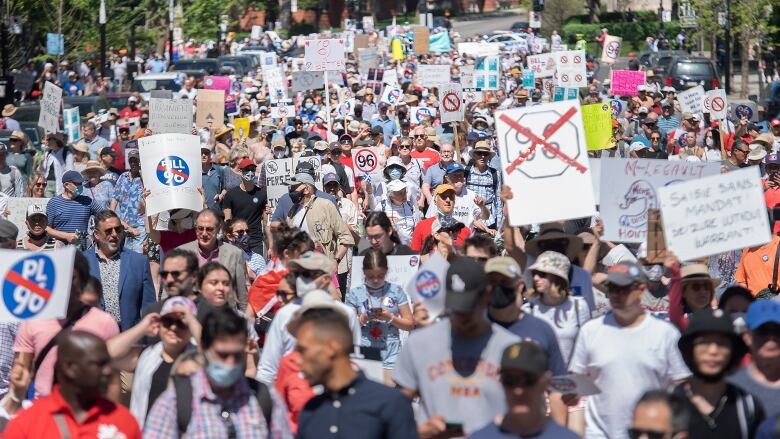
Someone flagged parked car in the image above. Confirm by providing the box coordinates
[131,72,186,101]
[218,55,255,71]
[171,59,220,75]
[432,17,452,30]
[510,21,530,33]
[63,96,110,117]
[486,33,528,52]
[101,92,135,110]
[664,57,720,91]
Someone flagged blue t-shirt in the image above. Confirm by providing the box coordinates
[202,164,225,213]
[499,313,567,376]
[468,420,581,438]
[46,194,103,233]
[346,282,407,348]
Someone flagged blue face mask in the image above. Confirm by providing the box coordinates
[388,169,403,180]
[231,233,250,250]
[206,358,244,388]
[74,185,84,196]
[305,102,313,110]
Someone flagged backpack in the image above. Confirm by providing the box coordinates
[464,161,499,194]
[174,375,273,436]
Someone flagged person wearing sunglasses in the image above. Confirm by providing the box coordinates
[410,184,471,252]
[629,390,690,439]
[567,261,690,439]
[106,296,200,425]
[468,341,579,439]
[671,308,763,438]
[422,143,456,206]
[723,139,749,171]
[409,126,441,172]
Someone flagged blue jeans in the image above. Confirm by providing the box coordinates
[123,229,147,254]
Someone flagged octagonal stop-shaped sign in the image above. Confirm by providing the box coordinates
[495,101,596,226]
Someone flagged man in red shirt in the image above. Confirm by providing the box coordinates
[410,126,441,172]
[119,96,142,119]
[410,184,471,252]
[5,331,141,438]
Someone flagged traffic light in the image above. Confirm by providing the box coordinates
[533,0,544,12]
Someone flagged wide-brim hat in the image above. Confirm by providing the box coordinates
[82,161,106,176]
[528,251,570,287]
[2,104,16,117]
[526,222,583,259]
[680,263,720,288]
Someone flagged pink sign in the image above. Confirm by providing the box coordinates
[610,70,646,97]
[203,76,231,93]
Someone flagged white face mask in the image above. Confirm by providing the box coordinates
[296,277,318,297]
[705,137,714,147]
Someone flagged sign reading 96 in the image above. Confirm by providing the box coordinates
[355,149,377,173]
[156,155,190,186]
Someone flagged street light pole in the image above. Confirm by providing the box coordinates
[168,0,174,63]
[1,0,8,75]
[724,0,731,94]
[99,0,106,77]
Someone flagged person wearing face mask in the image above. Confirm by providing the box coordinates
[702,129,723,161]
[256,251,361,385]
[225,218,267,279]
[271,136,288,159]
[143,307,293,438]
[299,97,318,122]
[346,249,413,384]
[222,159,268,256]
[366,156,419,210]
[17,204,61,251]
[110,149,146,253]
[410,184,472,252]
[45,170,102,247]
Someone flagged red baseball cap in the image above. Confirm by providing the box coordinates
[238,158,257,170]
[771,119,780,127]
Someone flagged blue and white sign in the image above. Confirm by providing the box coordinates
[405,251,449,320]
[0,247,74,322]
[522,69,535,88]
[139,133,202,216]
[46,33,64,56]
[409,106,438,124]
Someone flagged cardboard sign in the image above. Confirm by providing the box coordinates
[599,158,721,243]
[138,133,203,217]
[554,50,587,88]
[475,56,500,90]
[495,101,596,226]
[0,247,75,322]
[404,251,448,320]
[645,208,667,264]
[38,81,62,134]
[6,197,50,240]
[304,38,346,72]
[704,89,728,120]
[195,89,225,129]
[352,147,383,181]
[352,255,420,289]
[527,53,556,78]
[149,98,193,134]
[417,64,450,88]
[677,85,705,115]
[353,34,370,55]
[610,70,646,97]
[413,26,429,54]
[291,71,325,93]
[270,105,296,119]
[357,48,380,75]
[438,83,464,123]
[233,117,250,140]
[582,103,613,151]
[203,76,231,92]
[380,84,404,106]
[659,166,771,261]
[63,108,80,143]
[264,157,322,210]
[601,35,622,64]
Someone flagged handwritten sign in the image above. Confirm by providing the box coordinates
[417,64,450,88]
[38,82,62,134]
[582,103,613,151]
[149,98,193,134]
[264,157,322,210]
[527,53,556,78]
[304,38,346,72]
[610,70,645,97]
[659,166,771,261]
[413,26,429,54]
[677,85,705,115]
[599,158,721,243]
[195,89,224,129]
[291,71,325,93]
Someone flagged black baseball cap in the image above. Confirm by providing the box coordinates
[370,125,384,136]
[445,257,487,312]
[501,341,548,376]
[295,160,316,177]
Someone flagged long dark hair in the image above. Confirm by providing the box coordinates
[362,248,388,271]
[364,212,401,245]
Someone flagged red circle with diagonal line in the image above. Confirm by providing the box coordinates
[279,106,289,117]
[574,55,582,63]
[560,56,568,64]
[442,92,461,112]
[711,97,725,112]
[575,74,583,82]
[561,74,569,82]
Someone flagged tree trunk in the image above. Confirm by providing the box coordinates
[740,25,750,98]
[589,0,600,23]
[280,0,292,28]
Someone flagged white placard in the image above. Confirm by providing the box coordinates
[270,105,296,119]
[404,251,448,320]
[138,133,203,217]
[600,35,622,64]
[380,84,403,106]
[264,67,288,102]
[0,247,75,322]
[251,25,262,40]
[460,65,475,88]
[357,48,380,75]
[409,106,438,124]
[304,38,346,72]
[554,50,587,88]
[260,52,277,69]
[38,81,62,133]
[495,101,596,226]
[351,255,420,290]
[659,166,771,261]
[264,157,322,210]
[590,158,601,205]
[732,101,759,122]
[457,42,501,57]
[677,85,705,115]
[600,158,721,243]
[703,89,728,120]
[462,88,483,104]
[438,83,464,123]
[149,98,193,134]
[6,197,50,240]
[352,147,383,181]
[527,53,556,78]
[416,64,451,88]
[291,71,325,93]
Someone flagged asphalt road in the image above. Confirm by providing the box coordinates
[452,11,527,39]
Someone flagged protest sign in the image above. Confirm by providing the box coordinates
[46,33,64,55]
[457,42,501,57]
[304,38,346,71]
[554,50,587,88]
[610,70,645,97]
[357,48,380,75]
[380,84,404,106]
[600,35,622,64]
[732,101,759,122]
[610,99,628,118]
[352,255,420,289]
[6,197,49,239]
[264,67,288,102]
[677,85,705,115]
[416,64,450,88]
[475,56,500,90]
[413,26,429,54]
[63,108,80,143]
[659,166,770,261]
[703,89,728,120]
[195,89,224,129]
[149,98,193,134]
[527,53,556,78]
[405,251,448,320]
[38,81,62,134]
[522,69,535,88]
[409,106,438,124]
[233,118,250,140]
[599,158,721,243]
[353,34,369,55]
[352,147,383,182]
[645,208,667,264]
[0,246,75,322]
[462,89,483,104]
[495,101,596,226]
[260,52,277,69]
[438,84,464,123]
[138,133,203,217]
[264,157,322,210]
[550,43,568,52]
[362,16,374,30]
[582,103,613,151]
[150,90,173,99]
[291,71,325,93]
[270,104,296,119]
[251,25,262,40]
[203,76,231,92]
[589,158,601,205]
[460,65,475,88]
[553,87,579,101]
[548,374,601,397]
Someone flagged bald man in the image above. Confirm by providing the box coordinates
[5,331,140,437]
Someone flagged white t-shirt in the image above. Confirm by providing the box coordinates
[569,313,690,439]
[522,296,591,366]
[425,188,481,227]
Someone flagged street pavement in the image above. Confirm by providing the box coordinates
[452,10,526,39]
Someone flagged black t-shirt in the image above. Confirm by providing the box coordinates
[359,243,417,256]
[672,383,765,439]
[222,184,267,251]
[147,359,174,420]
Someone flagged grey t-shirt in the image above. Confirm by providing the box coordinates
[392,318,520,434]
[728,366,780,418]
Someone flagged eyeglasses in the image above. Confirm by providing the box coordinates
[101,226,124,236]
[414,135,426,139]
[197,226,216,233]
[160,270,186,280]
[473,151,490,157]
[330,150,342,155]
[276,289,296,303]
[471,256,489,263]
[438,193,455,200]
[501,373,539,388]
[627,428,668,439]
[232,228,248,236]
[532,271,551,279]
[398,144,412,150]
[161,315,185,329]
[297,269,325,279]
[650,137,661,141]
[34,182,46,187]
[735,148,749,154]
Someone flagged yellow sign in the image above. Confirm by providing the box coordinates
[234,117,250,140]
[582,103,613,151]
[391,38,404,61]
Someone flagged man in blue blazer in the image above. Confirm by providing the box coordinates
[85,210,155,331]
